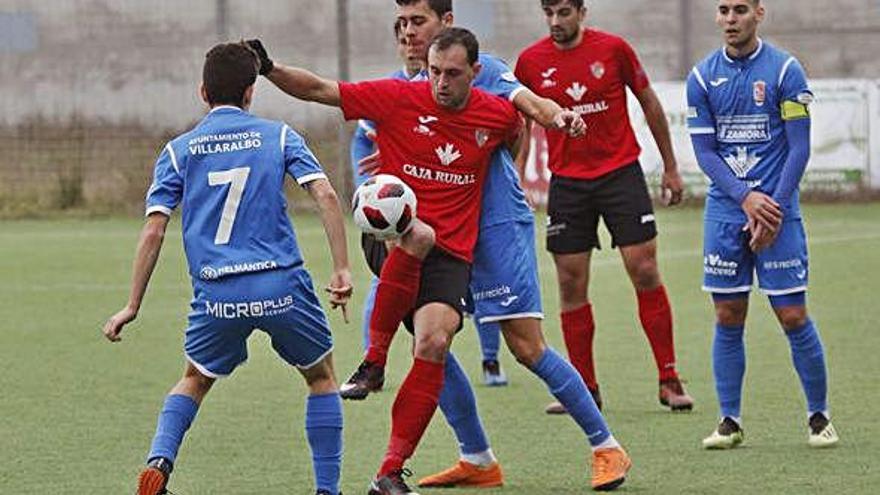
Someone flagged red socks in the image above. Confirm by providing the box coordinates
[365,248,422,366]
[561,303,598,390]
[637,285,678,381]
[378,358,445,476]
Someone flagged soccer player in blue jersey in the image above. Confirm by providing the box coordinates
[325,0,630,490]
[686,0,839,449]
[102,43,352,495]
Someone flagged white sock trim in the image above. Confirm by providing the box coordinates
[591,435,620,451]
[460,448,497,467]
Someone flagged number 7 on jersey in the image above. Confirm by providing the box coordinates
[207,167,250,245]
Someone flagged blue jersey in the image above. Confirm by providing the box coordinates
[686,40,812,223]
[351,68,412,188]
[146,106,326,282]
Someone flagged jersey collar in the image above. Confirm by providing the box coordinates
[208,105,245,114]
[721,37,764,65]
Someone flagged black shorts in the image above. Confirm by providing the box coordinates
[361,235,470,332]
[547,161,657,253]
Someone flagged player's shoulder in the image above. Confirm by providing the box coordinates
[691,48,725,79]
[585,28,628,46]
[477,52,511,71]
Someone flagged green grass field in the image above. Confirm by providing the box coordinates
[2,203,878,494]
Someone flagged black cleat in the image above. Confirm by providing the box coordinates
[481,359,508,386]
[368,468,419,495]
[340,359,385,400]
[136,457,173,495]
[659,377,694,411]
[545,385,602,414]
[316,491,342,495]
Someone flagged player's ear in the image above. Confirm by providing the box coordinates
[472,62,482,78]
[755,4,765,22]
[199,83,209,106]
[579,5,588,23]
[242,84,255,110]
[441,11,454,28]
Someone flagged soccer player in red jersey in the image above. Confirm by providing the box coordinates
[515,0,694,413]
[248,29,594,494]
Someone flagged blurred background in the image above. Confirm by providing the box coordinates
[1,0,878,216]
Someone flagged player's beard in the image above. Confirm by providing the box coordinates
[551,26,579,45]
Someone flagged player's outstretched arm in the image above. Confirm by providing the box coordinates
[306,178,353,321]
[102,213,170,342]
[246,39,341,107]
[635,86,684,205]
[512,88,585,137]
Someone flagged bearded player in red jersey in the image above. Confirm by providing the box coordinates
[515,0,694,414]
[246,29,620,494]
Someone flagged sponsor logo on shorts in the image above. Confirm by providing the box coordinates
[716,114,771,143]
[763,259,803,270]
[499,295,519,307]
[640,214,655,224]
[206,295,295,319]
[199,260,278,280]
[473,285,515,302]
[704,253,738,277]
[546,217,567,237]
[796,270,807,279]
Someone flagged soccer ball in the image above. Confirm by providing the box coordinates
[351,174,417,240]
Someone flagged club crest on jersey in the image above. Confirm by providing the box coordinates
[474,128,490,148]
[565,82,588,102]
[435,143,462,166]
[753,80,766,107]
[590,61,605,79]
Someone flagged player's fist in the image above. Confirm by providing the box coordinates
[103,306,137,342]
[245,39,274,76]
[553,110,586,137]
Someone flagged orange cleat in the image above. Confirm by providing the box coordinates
[590,447,631,491]
[137,467,169,495]
[417,460,504,488]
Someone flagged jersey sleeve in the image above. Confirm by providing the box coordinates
[476,54,526,101]
[282,124,327,187]
[513,53,532,92]
[617,38,650,93]
[338,79,406,123]
[350,121,376,187]
[144,143,183,216]
[778,57,813,121]
[686,67,716,136]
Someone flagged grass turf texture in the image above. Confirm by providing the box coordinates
[1,203,878,494]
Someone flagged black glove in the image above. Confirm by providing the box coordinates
[245,39,274,76]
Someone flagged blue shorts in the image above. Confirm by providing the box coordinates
[470,220,543,324]
[185,267,333,378]
[702,219,809,296]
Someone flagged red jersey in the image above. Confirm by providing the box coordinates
[339,79,520,262]
[515,29,649,179]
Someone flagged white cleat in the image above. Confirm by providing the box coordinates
[808,413,839,448]
[702,417,744,450]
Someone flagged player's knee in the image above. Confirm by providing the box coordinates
[777,307,808,331]
[510,340,545,367]
[413,331,451,362]
[630,258,660,290]
[402,221,435,258]
[179,367,215,399]
[715,301,747,327]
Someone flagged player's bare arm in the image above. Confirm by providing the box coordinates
[246,39,341,107]
[512,88,585,137]
[102,213,170,342]
[635,86,684,205]
[306,178,353,321]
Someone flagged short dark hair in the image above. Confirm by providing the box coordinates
[429,27,479,65]
[395,0,452,18]
[202,42,258,107]
[541,0,585,9]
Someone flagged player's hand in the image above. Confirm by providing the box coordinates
[102,306,137,343]
[357,150,382,176]
[748,221,780,253]
[660,169,685,206]
[552,110,586,137]
[245,39,274,76]
[325,269,353,323]
[741,191,782,232]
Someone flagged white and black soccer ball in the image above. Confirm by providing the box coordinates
[351,174,417,240]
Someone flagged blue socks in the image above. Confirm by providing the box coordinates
[784,319,828,415]
[712,323,746,419]
[147,394,199,464]
[439,352,490,454]
[476,321,501,362]
[305,393,343,495]
[532,347,610,446]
